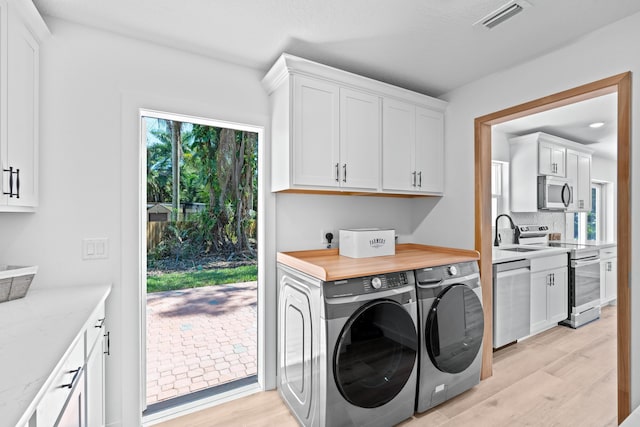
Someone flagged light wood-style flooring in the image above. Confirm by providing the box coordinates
[156,305,617,427]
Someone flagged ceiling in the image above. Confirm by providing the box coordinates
[31,0,640,97]
[493,93,618,160]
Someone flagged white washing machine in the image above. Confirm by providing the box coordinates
[414,261,484,413]
[277,264,419,427]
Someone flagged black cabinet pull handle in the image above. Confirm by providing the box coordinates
[3,167,19,198]
[342,164,347,183]
[61,367,82,389]
[335,163,339,182]
[412,171,416,187]
[418,171,422,188]
[104,331,111,356]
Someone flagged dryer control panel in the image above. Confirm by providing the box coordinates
[324,270,415,299]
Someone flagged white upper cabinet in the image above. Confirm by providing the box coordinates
[0,0,48,212]
[292,76,340,188]
[509,132,592,212]
[382,100,444,194]
[566,149,592,212]
[339,87,380,190]
[538,141,566,177]
[263,53,446,196]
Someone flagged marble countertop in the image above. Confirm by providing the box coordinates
[0,283,111,427]
[492,244,571,264]
[550,239,617,249]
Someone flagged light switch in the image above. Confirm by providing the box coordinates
[83,238,109,260]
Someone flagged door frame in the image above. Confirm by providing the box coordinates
[139,108,267,421]
[474,72,631,422]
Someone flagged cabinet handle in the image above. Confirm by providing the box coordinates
[552,273,555,286]
[3,167,19,198]
[412,171,417,187]
[343,164,347,183]
[95,317,105,329]
[61,367,82,389]
[335,163,339,182]
[104,331,111,356]
[418,171,422,188]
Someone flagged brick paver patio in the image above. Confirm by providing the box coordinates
[146,281,257,405]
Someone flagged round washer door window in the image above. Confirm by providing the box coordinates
[425,284,484,374]
[334,299,417,408]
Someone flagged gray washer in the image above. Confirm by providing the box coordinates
[415,261,484,413]
[278,263,419,427]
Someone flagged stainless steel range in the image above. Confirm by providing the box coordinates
[548,242,601,328]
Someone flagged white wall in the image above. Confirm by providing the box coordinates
[413,11,640,410]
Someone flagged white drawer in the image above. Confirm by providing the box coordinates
[86,302,106,356]
[36,335,84,427]
[530,253,568,272]
[600,246,617,260]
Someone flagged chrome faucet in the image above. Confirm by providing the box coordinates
[494,214,520,246]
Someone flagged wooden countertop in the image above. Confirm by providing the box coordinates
[277,243,480,281]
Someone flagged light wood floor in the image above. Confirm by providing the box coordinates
[156,305,617,427]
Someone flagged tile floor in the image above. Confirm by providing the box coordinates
[146,281,257,405]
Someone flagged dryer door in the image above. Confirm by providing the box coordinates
[333,300,417,408]
[425,284,484,374]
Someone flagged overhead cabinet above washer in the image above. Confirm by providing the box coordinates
[262,53,447,196]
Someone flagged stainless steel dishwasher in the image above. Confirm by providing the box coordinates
[493,259,531,348]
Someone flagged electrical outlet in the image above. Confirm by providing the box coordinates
[321,229,337,247]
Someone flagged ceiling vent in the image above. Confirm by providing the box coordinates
[474,1,532,29]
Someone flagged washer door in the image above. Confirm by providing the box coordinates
[425,284,484,374]
[334,299,417,408]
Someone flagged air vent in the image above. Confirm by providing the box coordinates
[474,1,532,29]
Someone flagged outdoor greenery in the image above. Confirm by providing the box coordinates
[147,117,258,257]
[147,265,258,293]
[146,117,258,292]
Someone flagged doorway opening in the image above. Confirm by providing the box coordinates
[474,73,631,421]
[141,110,260,416]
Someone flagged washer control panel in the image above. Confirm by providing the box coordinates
[325,270,415,299]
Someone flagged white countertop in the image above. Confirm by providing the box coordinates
[492,244,571,264]
[0,283,111,427]
[550,239,617,249]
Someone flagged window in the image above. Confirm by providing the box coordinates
[491,161,509,223]
[569,182,605,241]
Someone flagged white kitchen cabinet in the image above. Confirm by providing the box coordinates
[510,132,592,212]
[33,299,108,427]
[339,87,380,190]
[530,254,568,335]
[382,99,444,195]
[291,75,340,188]
[0,0,48,212]
[263,53,446,196]
[566,149,593,212]
[600,246,617,306]
[538,141,566,177]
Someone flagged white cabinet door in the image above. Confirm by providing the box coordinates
[548,267,568,323]
[339,88,380,190]
[3,11,39,208]
[538,142,565,177]
[530,271,549,334]
[601,257,617,304]
[382,98,414,192]
[292,76,340,188]
[414,106,444,194]
[86,332,105,427]
[576,153,591,211]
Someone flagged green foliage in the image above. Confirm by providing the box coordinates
[146,117,258,256]
[147,265,258,293]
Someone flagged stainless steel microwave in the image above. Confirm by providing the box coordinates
[538,176,573,210]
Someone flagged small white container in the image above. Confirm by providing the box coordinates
[339,229,395,258]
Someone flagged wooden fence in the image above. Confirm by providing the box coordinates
[147,221,168,251]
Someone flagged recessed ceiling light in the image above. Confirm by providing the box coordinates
[589,122,605,128]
